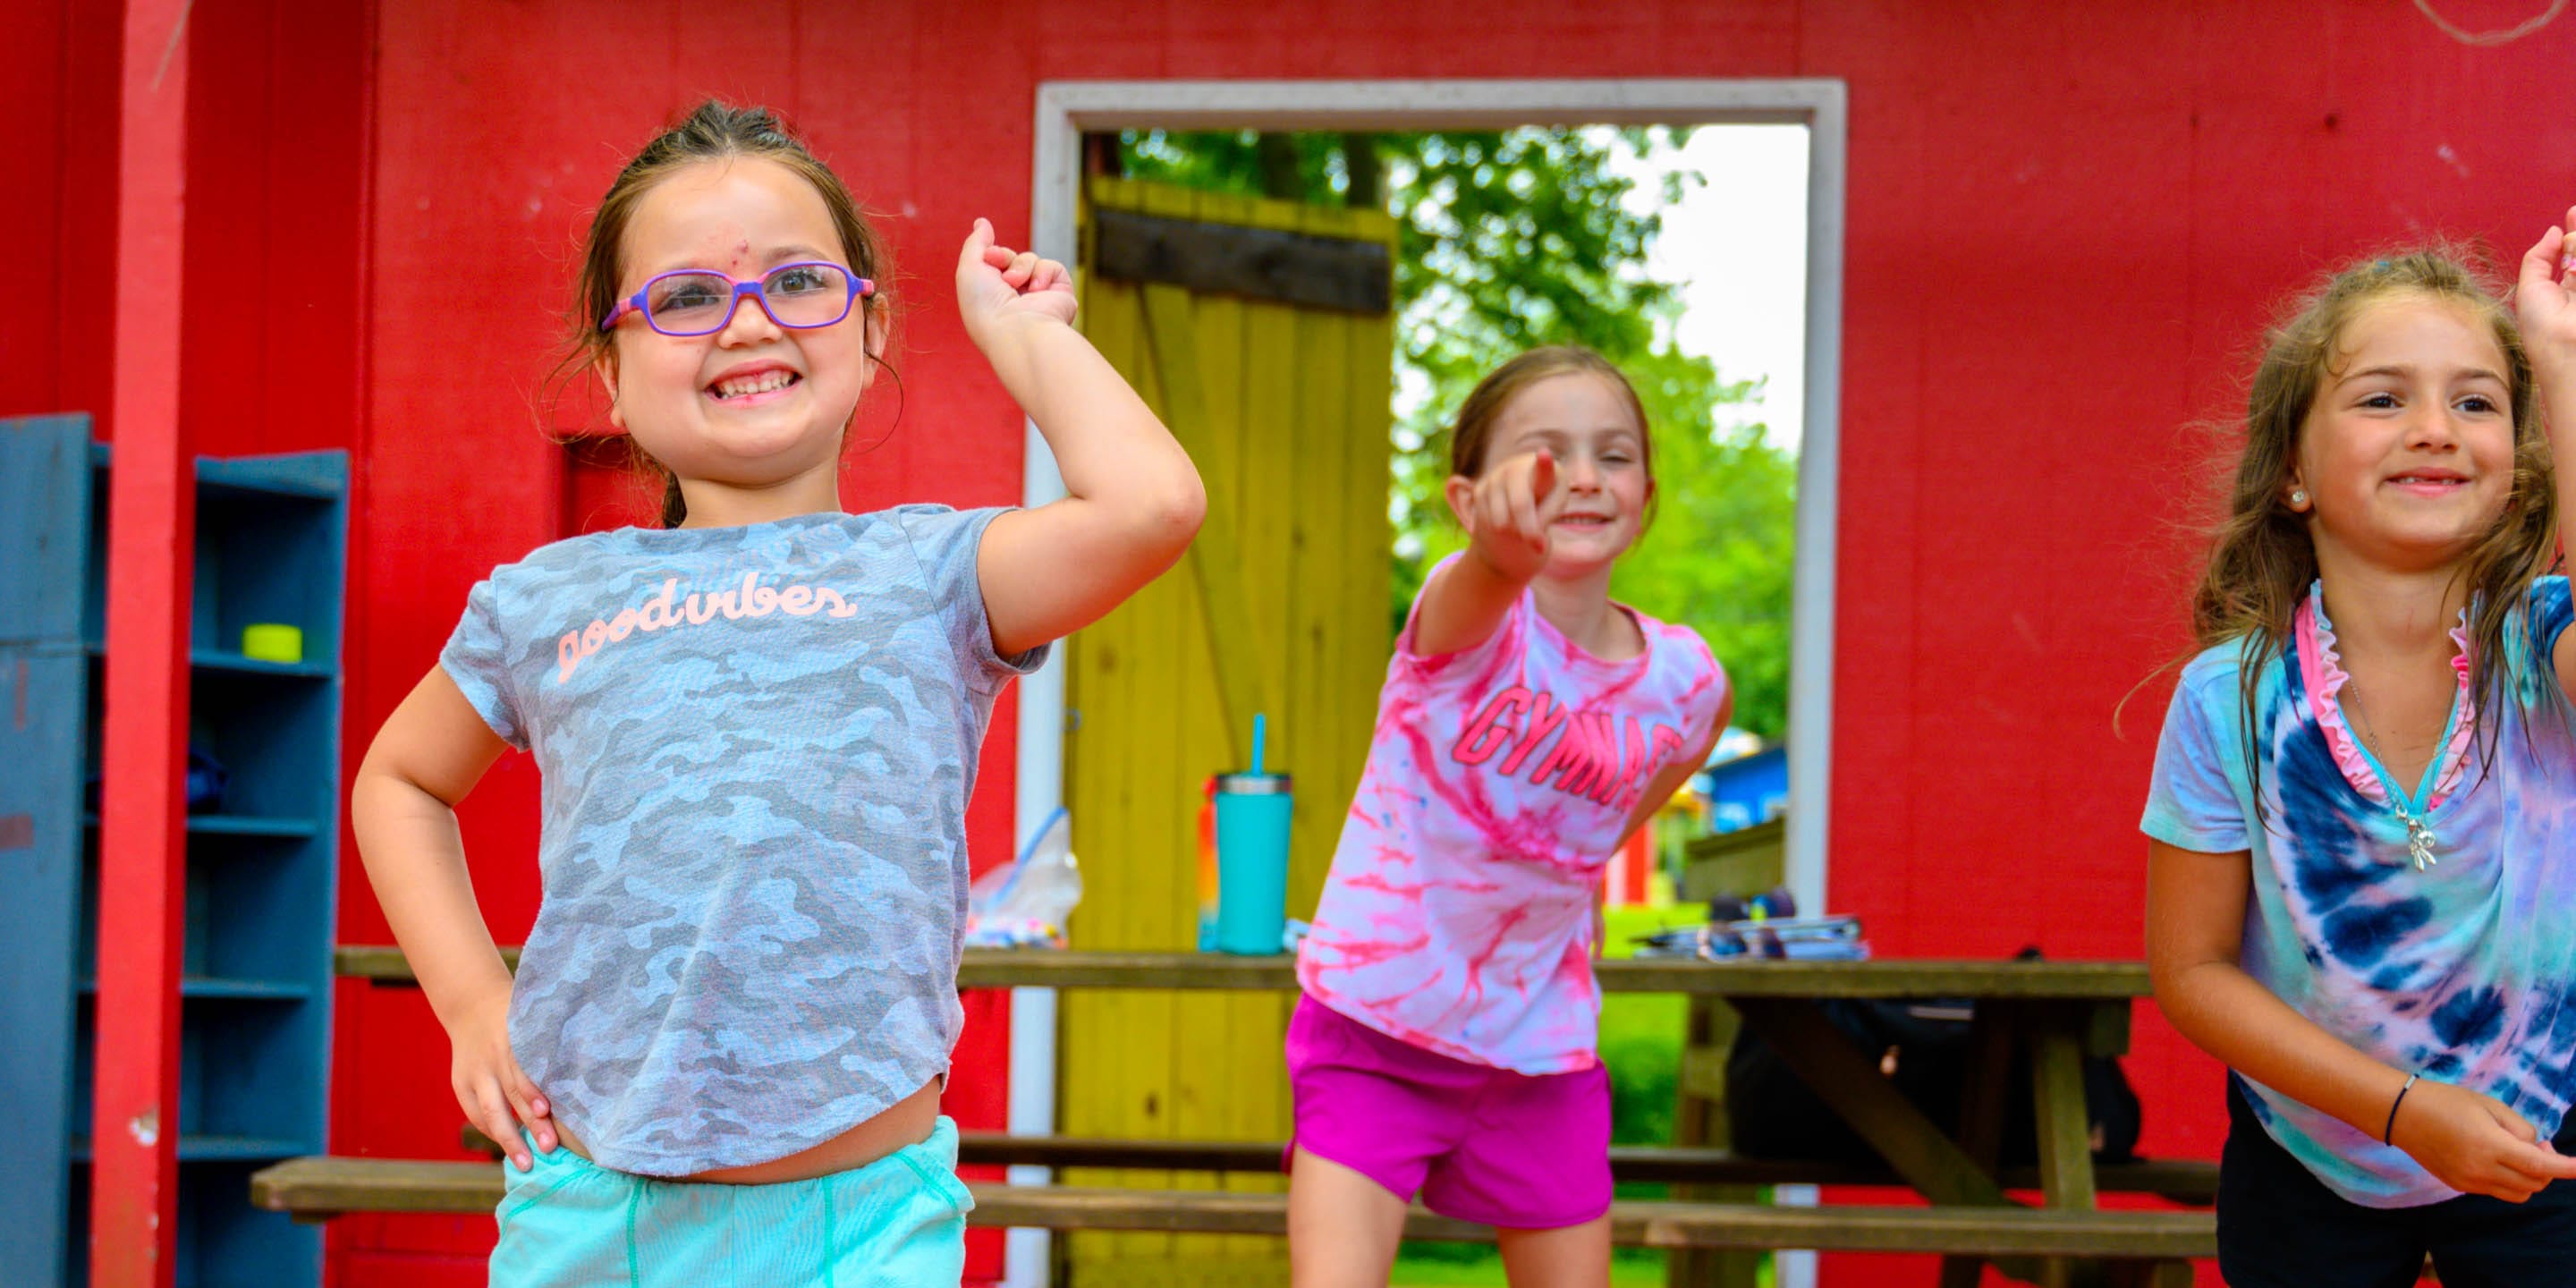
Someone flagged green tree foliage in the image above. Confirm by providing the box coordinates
[1113,128,1797,739]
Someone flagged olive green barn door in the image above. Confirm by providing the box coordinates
[1060,176,1396,1286]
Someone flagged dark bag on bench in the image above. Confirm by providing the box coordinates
[1723,957,2142,1168]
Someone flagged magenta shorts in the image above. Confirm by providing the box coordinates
[1283,993,1612,1229]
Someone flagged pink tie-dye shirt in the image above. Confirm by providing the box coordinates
[1298,556,1727,1074]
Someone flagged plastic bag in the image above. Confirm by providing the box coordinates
[964,807,1082,948]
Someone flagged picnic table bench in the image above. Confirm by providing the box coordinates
[247,1155,2199,1271]
[432,1122,2220,1201]
[265,947,2216,1285]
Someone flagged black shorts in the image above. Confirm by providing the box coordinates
[2217,1076,2576,1287]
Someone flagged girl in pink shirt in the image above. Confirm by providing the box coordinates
[1289,347,1729,1285]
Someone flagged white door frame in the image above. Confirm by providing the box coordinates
[1006,77,1848,1287]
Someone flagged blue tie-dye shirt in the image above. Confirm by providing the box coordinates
[441,505,1044,1176]
[2143,576,2576,1207]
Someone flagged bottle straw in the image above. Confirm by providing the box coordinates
[1250,713,1267,776]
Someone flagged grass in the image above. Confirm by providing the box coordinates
[1388,1246,1674,1286]
[1385,903,1726,1287]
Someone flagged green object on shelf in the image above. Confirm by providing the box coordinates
[242,623,304,664]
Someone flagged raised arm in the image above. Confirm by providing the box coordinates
[1411,452,1566,658]
[2516,208,2576,699]
[2147,839,2576,1200]
[351,665,555,1170]
[955,220,1206,658]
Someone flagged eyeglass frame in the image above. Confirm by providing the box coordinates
[599,260,877,335]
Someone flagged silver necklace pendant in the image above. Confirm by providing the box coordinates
[2344,676,2438,870]
[2392,800,2438,871]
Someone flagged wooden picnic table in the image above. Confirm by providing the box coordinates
[340,946,2176,1284]
[961,952,2159,1288]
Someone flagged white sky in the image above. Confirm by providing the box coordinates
[1603,123,1810,452]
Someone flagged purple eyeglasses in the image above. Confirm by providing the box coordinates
[601,260,876,335]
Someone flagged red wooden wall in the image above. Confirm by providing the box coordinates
[4,1,114,431]
[5,0,368,458]
[17,2,2576,1285]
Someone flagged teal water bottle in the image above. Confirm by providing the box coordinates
[1213,773,1292,954]
[1212,714,1292,954]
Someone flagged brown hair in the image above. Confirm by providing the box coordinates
[564,100,894,527]
[1447,345,1657,530]
[2189,247,2555,808]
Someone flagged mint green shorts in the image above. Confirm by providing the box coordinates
[487,1117,972,1288]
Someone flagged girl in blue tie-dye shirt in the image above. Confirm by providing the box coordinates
[2146,218,2576,1285]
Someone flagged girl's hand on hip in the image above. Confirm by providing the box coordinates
[1462,451,1567,584]
[448,986,555,1172]
[2516,207,2576,386]
[957,217,1077,350]
[2390,1078,2576,1202]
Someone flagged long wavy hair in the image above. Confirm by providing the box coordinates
[2189,248,2555,815]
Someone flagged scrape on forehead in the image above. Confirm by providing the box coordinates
[622,157,836,279]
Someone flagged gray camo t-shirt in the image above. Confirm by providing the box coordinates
[440,504,1044,1175]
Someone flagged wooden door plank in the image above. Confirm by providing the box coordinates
[1156,182,1231,1279]
[1063,199,1161,1273]
[1184,186,1293,1276]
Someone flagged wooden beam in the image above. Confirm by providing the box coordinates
[2030,1006,2108,1288]
[335,946,2151,999]
[1729,996,2045,1284]
[1597,959,2149,1000]
[1728,998,2014,1208]
[1940,1008,2022,1288]
[450,1123,2222,1202]
[91,2,191,1284]
[248,1161,2217,1258]
[2030,1014,2102,1211]
[1094,208,1394,315]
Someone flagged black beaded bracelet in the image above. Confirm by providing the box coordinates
[2385,1072,2422,1146]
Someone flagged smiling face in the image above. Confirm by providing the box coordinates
[2287,292,2518,575]
[597,157,876,496]
[1479,371,1656,575]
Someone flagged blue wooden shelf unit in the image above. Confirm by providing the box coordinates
[0,415,347,1288]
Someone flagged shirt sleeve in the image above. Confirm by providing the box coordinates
[1694,640,1731,757]
[438,577,529,750]
[895,504,1050,689]
[2140,667,2250,854]
[1393,552,1524,677]
[2525,576,2574,679]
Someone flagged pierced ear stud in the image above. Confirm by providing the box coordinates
[2290,490,2308,506]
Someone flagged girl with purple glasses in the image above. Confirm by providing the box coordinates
[2145,216,2576,1284]
[349,100,1201,1284]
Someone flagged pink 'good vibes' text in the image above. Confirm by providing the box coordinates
[555,572,858,681]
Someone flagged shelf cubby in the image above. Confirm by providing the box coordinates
[4,416,344,1287]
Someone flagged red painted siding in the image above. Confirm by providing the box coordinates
[21,1,2576,1284]
[3,1,120,426]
